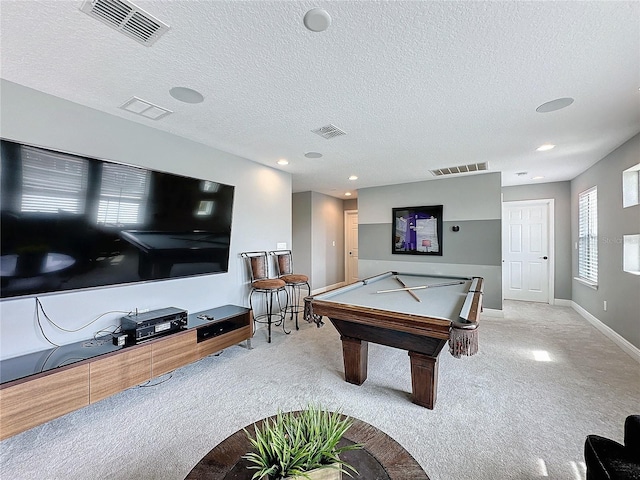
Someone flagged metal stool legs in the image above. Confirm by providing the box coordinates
[249,287,289,343]
[285,281,311,330]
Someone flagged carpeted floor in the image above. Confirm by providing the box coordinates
[1,300,638,480]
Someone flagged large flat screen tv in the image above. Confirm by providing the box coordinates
[0,139,235,299]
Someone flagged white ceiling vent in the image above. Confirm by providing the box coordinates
[80,0,170,46]
[430,162,489,177]
[311,124,347,140]
[119,97,172,120]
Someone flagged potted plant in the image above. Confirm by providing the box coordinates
[243,406,362,480]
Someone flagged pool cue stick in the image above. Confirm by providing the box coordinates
[394,276,421,302]
[376,285,428,294]
[376,280,465,294]
[423,280,466,288]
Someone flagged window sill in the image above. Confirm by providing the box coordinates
[574,277,598,290]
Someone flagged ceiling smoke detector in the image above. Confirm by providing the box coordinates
[80,0,170,46]
[430,162,488,177]
[311,124,347,140]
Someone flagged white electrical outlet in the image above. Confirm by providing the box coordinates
[277,242,287,249]
[603,301,607,311]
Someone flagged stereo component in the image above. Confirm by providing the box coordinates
[120,307,188,345]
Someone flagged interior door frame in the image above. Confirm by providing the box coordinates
[502,199,555,304]
[344,209,358,284]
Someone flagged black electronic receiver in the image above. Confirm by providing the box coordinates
[120,307,188,345]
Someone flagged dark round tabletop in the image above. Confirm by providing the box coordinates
[185,413,429,480]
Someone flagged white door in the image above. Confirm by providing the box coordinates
[345,210,359,283]
[503,201,552,303]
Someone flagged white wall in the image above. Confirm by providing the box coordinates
[0,80,292,359]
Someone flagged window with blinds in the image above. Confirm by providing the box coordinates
[20,146,88,214]
[578,186,598,284]
[96,163,149,226]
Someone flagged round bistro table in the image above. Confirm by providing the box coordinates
[185,414,429,480]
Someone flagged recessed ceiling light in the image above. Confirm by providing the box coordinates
[344,192,352,196]
[303,8,331,32]
[304,152,323,159]
[277,159,289,165]
[169,87,204,104]
[533,176,545,180]
[348,175,358,181]
[536,97,574,113]
[536,144,556,152]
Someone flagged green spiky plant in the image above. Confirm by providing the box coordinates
[243,406,362,479]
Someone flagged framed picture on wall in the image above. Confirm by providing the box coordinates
[392,205,443,256]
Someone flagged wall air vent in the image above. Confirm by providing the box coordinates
[80,0,170,46]
[311,124,347,140]
[430,162,489,177]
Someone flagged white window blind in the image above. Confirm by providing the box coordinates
[96,163,149,226]
[578,186,598,284]
[20,146,88,214]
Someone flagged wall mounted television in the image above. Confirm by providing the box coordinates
[0,139,235,299]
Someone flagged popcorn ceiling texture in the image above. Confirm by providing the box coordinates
[0,1,638,196]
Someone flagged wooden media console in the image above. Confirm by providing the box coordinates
[0,305,252,440]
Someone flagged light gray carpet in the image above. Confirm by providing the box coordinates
[1,301,638,480]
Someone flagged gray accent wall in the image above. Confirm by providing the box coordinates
[292,191,345,290]
[357,173,503,309]
[571,133,640,349]
[502,181,572,301]
[0,80,292,359]
[292,192,312,282]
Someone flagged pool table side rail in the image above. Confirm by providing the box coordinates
[453,277,484,329]
[307,299,452,340]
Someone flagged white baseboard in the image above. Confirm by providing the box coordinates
[553,298,572,307]
[310,282,346,296]
[572,302,640,364]
[482,308,503,318]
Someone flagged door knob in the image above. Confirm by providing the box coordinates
[541,256,548,260]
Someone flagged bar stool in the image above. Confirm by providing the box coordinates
[270,250,310,330]
[241,251,289,343]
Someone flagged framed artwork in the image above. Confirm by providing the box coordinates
[392,205,443,256]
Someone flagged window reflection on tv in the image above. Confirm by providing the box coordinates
[0,139,235,299]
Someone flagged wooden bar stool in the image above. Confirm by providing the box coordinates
[270,250,310,330]
[241,251,289,343]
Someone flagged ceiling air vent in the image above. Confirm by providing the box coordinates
[311,124,347,140]
[80,0,170,46]
[119,97,172,120]
[430,162,489,177]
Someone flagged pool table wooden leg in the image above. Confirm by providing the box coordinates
[408,351,438,409]
[340,336,368,385]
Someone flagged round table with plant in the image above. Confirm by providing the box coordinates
[185,405,429,480]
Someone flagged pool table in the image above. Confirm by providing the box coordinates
[304,271,483,409]
[120,230,230,279]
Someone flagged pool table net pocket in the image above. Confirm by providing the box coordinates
[303,299,324,327]
[449,325,478,358]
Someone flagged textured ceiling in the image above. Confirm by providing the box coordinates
[1,0,639,198]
